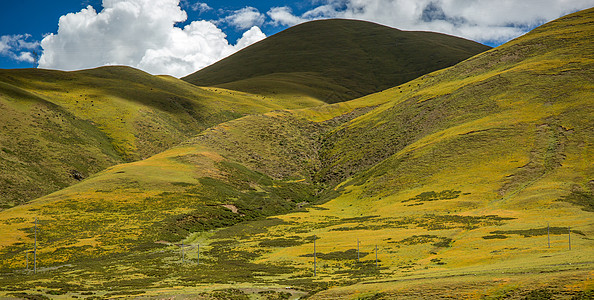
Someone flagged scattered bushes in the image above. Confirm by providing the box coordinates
[402,190,462,203]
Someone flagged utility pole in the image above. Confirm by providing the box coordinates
[547,223,550,248]
[181,242,185,264]
[34,218,37,275]
[375,244,378,268]
[313,236,317,277]
[357,239,360,263]
[567,227,571,250]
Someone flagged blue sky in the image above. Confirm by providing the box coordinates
[0,0,289,70]
[1,0,593,77]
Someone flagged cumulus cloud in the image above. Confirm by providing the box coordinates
[38,0,266,77]
[267,0,594,44]
[220,7,266,30]
[234,26,268,49]
[0,34,40,63]
[137,22,265,77]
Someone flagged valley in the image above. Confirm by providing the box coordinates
[0,7,592,300]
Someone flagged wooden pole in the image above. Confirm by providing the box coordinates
[313,236,317,276]
[375,244,378,268]
[357,239,360,263]
[567,227,571,250]
[547,223,550,248]
[34,218,37,275]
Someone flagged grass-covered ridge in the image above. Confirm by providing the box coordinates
[0,66,327,207]
[0,8,593,299]
[183,19,490,103]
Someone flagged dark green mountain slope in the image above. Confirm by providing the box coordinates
[182,19,490,103]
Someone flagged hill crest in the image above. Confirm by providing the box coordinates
[182,18,490,103]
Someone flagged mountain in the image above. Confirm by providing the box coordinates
[0,19,490,209]
[1,8,593,299]
[182,19,490,103]
[0,66,326,208]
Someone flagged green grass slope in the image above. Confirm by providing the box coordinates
[0,66,326,207]
[183,19,490,103]
[0,8,593,299]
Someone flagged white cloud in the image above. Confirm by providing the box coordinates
[137,22,265,77]
[191,2,211,13]
[0,34,40,63]
[16,52,36,63]
[234,26,267,49]
[38,0,266,77]
[0,38,9,53]
[221,7,266,30]
[267,7,308,27]
[267,0,594,44]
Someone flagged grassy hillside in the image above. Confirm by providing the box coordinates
[0,66,326,207]
[1,8,593,299]
[183,19,490,103]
